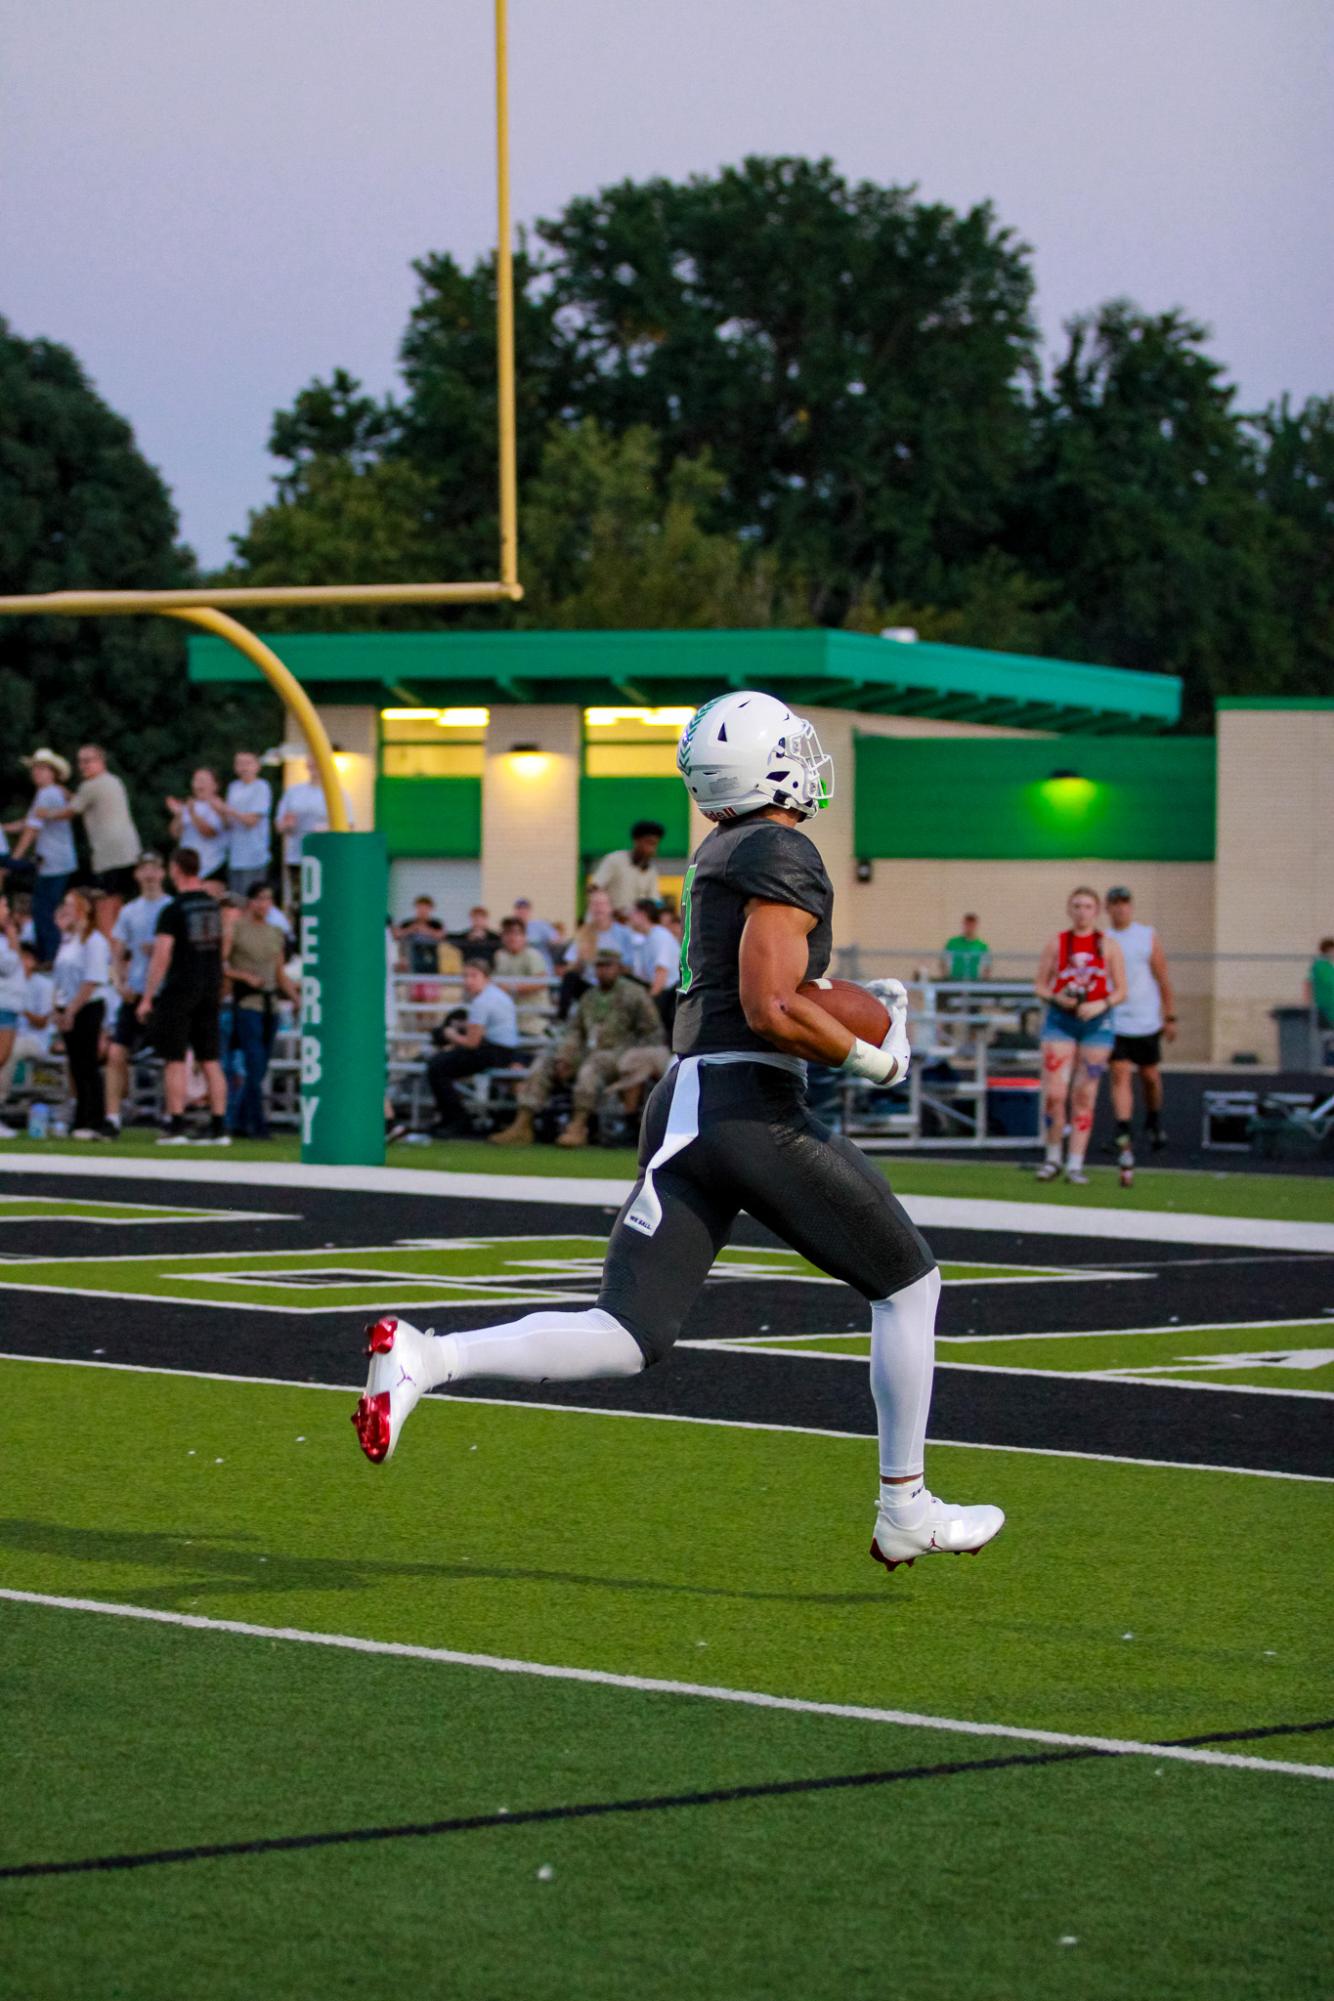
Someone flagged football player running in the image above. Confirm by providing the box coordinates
[353,692,1004,1571]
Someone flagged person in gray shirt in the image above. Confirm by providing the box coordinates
[425,959,519,1135]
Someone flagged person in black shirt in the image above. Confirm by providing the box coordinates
[353,694,1003,1576]
[137,847,229,1146]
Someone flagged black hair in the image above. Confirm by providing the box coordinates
[174,847,200,876]
[631,820,666,841]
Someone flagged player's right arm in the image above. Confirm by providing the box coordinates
[738,901,859,1066]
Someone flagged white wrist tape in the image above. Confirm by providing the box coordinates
[839,1036,901,1084]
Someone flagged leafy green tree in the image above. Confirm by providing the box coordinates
[1251,395,1334,698]
[221,455,444,633]
[518,421,804,629]
[538,156,1038,615]
[0,319,276,831]
[1015,302,1287,722]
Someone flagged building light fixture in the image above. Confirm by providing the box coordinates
[584,706,696,729]
[380,706,490,728]
[508,741,549,777]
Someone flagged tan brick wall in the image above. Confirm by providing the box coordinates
[479,706,582,929]
[1213,708,1334,1063]
[837,859,1217,1059]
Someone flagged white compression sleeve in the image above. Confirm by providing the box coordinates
[869,1268,940,1479]
[426,1307,645,1387]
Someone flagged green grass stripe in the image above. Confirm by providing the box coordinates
[2,1359,1329,1755]
[729,1324,1334,1393]
[0,1234,1077,1313]
[3,1131,1331,1220]
[4,1602,1329,2001]
[0,1195,221,1223]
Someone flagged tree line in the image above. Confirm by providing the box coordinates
[3,155,1329,814]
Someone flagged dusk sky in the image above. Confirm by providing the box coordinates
[3,0,1330,569]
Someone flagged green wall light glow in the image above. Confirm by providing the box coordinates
[1039,775,1098,813]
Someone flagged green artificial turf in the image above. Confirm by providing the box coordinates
[3,1358,1329,1749]
[3,1127,1331,1220]
[3,1601,1329,2001]
[2,1360,1332,2001]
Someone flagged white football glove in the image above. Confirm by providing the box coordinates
[866,978,912,1082]
[838,979,912,1086]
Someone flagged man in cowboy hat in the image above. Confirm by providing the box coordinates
[33,744,142,918]
[3,751,78,963]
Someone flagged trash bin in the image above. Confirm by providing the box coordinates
[986,1077,1042,1138]
[1270,1006,1320,1072]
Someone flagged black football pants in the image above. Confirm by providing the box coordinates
[598,1060,935,1365]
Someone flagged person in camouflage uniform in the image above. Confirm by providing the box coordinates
[491,946,665,1149]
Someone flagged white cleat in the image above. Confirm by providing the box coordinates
[870,1492,1006,1573]
[351,1316,437,1464]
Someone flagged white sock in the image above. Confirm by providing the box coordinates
[422,1307,644,1389]
[1067,1149,1085,1171]
[1044,1140,1063,1165]
[870,1268,939,1498]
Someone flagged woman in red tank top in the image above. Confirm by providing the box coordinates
[1034,887,1127,1186]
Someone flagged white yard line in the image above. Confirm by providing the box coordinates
[1,1588,1328,1781]
[1,1350,1328,1481]
[2,1152,1331,1251]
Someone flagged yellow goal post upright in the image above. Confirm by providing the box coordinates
[0,1,522,1166]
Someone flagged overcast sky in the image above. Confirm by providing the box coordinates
[3,0,1330,569]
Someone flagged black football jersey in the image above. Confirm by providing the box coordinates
[672,817,834,1056]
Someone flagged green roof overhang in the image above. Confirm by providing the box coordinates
[186,627,1181,733]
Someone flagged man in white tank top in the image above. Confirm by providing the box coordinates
[1107,886,1177,1164]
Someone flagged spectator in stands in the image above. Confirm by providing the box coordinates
[510,897,564,966]
[1034,886,1127,1186]
[426,959,519,1136]
[52,887,112,1138]
[0,941,55,1130]
[627,896,680,1036]
[590,820,665,919]
[104,851,173,1137]
[395,895,448,974]
[8,750,77,961]
[939,914,991,984]
[0,894,23,1137]
[226,881,300,1139]
[1307,939,1334,1036]
[167,769,229,890]
[449,905,501,969]
[38,745,141,918]
[557,887,635,1018]
[492,915,552,1040]
[275,756,353,907]
[492,944,664,1150]
[137,847,228,1146]
[1106,884,1177,1161]
[221,750,273,896]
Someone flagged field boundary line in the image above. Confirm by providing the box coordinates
[2,1154,1331,1251]
[2,1588,1331,1781]
[1,1350,1328,1481]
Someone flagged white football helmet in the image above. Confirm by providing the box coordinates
[676,691,834,823]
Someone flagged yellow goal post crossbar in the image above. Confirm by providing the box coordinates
[0,1,521,827]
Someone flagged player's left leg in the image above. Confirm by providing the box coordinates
[702,1076,1003,1568]
[353,1067,736,1462]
